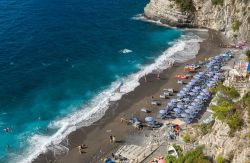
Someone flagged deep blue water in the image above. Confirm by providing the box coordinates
[0,0,181,162]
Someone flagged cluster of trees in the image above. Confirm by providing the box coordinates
[166,145,210,163]
[210,83,243,135]
[173,0,196,13]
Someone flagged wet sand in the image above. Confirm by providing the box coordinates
[33,30,225,163]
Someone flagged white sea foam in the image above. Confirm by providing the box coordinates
[132,14,172,28]
[15,32,205,163]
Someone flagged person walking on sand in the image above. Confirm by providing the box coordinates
[112,136,116,143]
[156,73,160,80]
[110,135,113,143]
[144,74,147,83]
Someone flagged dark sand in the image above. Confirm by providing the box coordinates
[33,30,225,163]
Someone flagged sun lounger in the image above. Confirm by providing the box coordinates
[151,100,160,106]
[163,88,174,93]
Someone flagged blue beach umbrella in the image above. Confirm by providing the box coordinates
[194,98,201,102]
[191,102,198,106]
[159,110,167,114]
[174,108,181,113]
[183,87,189,91]
[171,99,178,103]
[189,92,195,96]
[185,109,193,114]
[188,105,195,109]
[183,98,190,102]
[197,95,203,100]
[145,117,154,122]
[177,104,184,108]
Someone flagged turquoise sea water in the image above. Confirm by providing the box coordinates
[0,0,183,162]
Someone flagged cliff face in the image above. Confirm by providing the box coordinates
[144,0,250,42]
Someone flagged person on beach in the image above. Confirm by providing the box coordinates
[112,136,116,143]
[110,135,113,143]
[156,73,160,80]
[78,144,87,154]
[144,74,147,83]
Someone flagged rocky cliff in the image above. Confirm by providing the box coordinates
[144,0,250,42]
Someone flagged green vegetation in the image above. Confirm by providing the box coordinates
[211,82,240,102]
[211,0,224,6]
[182,134,191,143]
[232,20,241,32]
[198,120,215,135]
[212,101,234,121]
[216,155,225,163]
[245,50,250,61]
[166,146,210,163]
[211,84,243,135]
[240,91,250,120]
[173,144,183,156]
[174,0,196,13]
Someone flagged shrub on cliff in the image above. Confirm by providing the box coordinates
[211,0,224,6]
[245,50,250,60]
[216,155,225,163]
[232,20,241,32]
[174,0,196,13]
[182,134,191,143]
[198,120,215,135]
[166,146,210,163]
[240,91,250,120]
[212,82,240,102]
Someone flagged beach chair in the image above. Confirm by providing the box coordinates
[177,80,183,84]
[151,100,160,106]
[160,94,167,99]
[164,91,173,96]
[163,88,174,93]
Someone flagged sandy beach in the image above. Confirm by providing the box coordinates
[33,29,225,163]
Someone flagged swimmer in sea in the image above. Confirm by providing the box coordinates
[3,127,11,133]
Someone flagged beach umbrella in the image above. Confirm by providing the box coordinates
[177,104,184,108]
[192,89,198,93]
[194,86,200,90]
[194,98,201,102]
[197,95,203,100]
[185,109,193,114]
[181,113,188,117]
[188,105,195,109]
[183,87,189,92]
[145,117,154,122]
[207,83,213,87]
[179,90,186,94]
[191,102,198,106]
[183,98,190,102]
[171,99,178,103]
[167,103,173,107]
[159,110,167,114]
[200,92,206,96]
[174,108,181,113]
[189,92,195,96]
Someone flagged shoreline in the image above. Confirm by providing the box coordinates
[33,29,225,163]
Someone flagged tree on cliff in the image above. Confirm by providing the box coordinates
[173,0,196,13]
